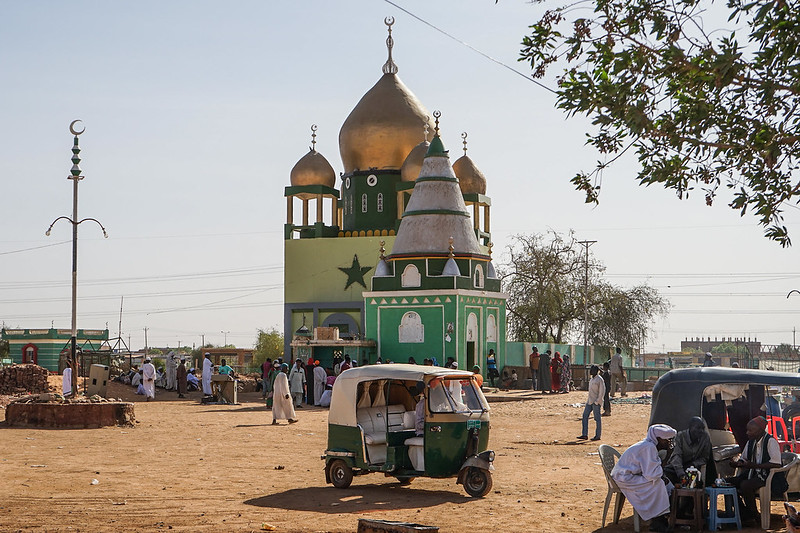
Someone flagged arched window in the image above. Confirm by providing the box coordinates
[361,193,368,213]
[377,193,384,212]
[486,314,497,342]
[474,264,484,288]
[401,264,421,287]
[467,313,479,342]
[399,311,424,343]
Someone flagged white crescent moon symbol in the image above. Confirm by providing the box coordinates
[69,120,85,136]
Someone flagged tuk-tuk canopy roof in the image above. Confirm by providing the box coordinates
[329,363,475,427]
[650,367,800,431]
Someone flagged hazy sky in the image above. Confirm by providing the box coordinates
[2,1,799,353]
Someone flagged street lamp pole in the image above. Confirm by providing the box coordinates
[221,330,230,346]
[578,240,597,365]
[46,121,108,396]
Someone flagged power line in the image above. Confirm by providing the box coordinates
[0,240,70,256]
[383,0,557,94]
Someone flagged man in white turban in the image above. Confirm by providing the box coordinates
[611,424,677,532]
[165,351,177,391]
[141,358,156,401]
[272,363,298,425]
[202,353,213,396]
[313,360,327,406]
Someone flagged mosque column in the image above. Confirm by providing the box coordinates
[331,197,338,227]
[483,205,490,233]
[302,198,309,226]
[316,193,324,223]
[473,202,480,230]
[287,196,294,225]
[397,191,404,219]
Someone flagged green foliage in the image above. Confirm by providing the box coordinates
[253,327,284,366]
[711,341,744,354]
[0,338,8,359]
[520,0,800,246]
[147,348,163,355]
[501,231,669,349]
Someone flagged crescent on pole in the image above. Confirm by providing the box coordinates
[69,120,85,136]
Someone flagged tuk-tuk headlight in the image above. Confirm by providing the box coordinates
[489,450,495,462]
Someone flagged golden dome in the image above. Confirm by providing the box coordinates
[339,73,435,173]
[400,140,430,182]
[453,154,487,195]
[290,149,336,188]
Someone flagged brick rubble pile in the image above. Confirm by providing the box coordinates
[0,364,51,395]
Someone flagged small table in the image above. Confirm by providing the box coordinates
[669,487,705,532]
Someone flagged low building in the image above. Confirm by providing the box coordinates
[1,328,110,372]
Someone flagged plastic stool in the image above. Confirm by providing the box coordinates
[669,487,705,531]
[705,486,742,531]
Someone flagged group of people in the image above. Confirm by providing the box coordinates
[612,415,788,530]
[120,353,196,400]
[527,346,575,394]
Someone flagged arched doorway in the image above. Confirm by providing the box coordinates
[22,343,38,365]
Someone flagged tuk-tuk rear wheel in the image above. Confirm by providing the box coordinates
[463,467,492,498]
[328,459,353,489]
[396,476,415,485]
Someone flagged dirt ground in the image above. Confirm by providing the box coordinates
[0,380,790,533]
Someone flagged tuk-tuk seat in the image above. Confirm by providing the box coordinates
[404,436,425,471]
[358,405,415,446]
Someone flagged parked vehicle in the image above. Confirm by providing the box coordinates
[323,364,494,497]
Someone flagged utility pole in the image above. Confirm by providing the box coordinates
[201,334,205,348]
[578,240,597,365]
[144,327,149,358]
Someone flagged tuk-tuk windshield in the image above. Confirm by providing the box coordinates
[428,377,487,413]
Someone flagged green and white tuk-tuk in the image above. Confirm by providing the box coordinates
[323,364,494,497]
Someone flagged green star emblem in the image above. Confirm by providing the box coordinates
[339,254,372,290]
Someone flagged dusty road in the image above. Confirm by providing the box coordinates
[0,381,787,532]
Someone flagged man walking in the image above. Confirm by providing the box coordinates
[608,347,627,397]
[578,365,605,441]
[165,351,177,391]
[289,358,306,408]
[141,358,156,401]
[272,363,298,425]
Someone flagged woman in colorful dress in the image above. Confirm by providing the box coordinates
[550,351,563,393]
[266,360,280,409]
[560,354,572,393]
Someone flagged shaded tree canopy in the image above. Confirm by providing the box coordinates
[501,232,669,349]
[520,0,800,246]
[253,327,284,365]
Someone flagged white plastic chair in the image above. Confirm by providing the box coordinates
[756,451,799,529]
[599,444,641,533]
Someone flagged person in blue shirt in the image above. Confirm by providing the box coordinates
[218,359,234,376]
[486,349,499,387]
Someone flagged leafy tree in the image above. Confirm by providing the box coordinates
[520,0,800,246]
[501,231,669,348]
[253,327,284,366]
[0,338,8,360]
[711,341,744,354]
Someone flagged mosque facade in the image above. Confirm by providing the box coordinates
[283,19,505,373]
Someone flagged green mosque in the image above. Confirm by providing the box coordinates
[284,19,505,374]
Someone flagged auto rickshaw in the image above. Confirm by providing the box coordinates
[650,367,800,478]
[322,364,494,497]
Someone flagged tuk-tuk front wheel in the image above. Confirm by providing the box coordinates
[328,459,353,489]
[463,467,492,498]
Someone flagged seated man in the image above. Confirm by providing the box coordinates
[611,424,677,533]
[727,416,788,526]
[664,416,712,484]
[131,370,142,388]
[186,370,200,391]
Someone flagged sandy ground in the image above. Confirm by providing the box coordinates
[0,381,790,533]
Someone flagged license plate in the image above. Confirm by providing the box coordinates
[467,420,481,429]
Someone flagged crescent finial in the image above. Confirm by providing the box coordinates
[69,120,85,136]
[310,124,318,151]
[461,132,468,155]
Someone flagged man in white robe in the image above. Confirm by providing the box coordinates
[141,358,156,401]
[288,359,306,408]
[62,363,73,397]
[272,364,297,425]
[165,351,177,391]
[612,424,677,532]
[202,353,213,396]
[313,361,327,406]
